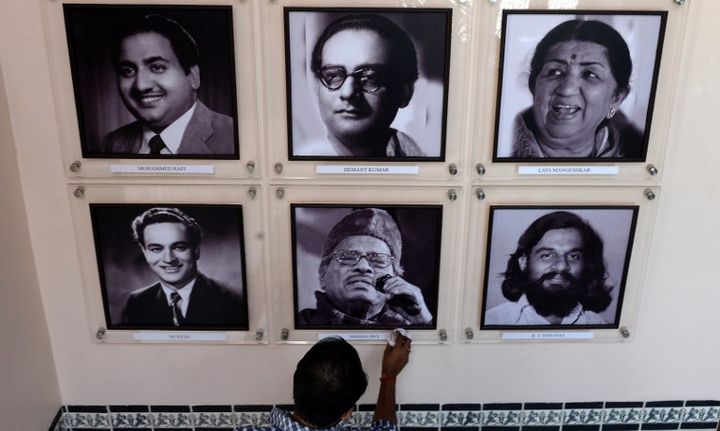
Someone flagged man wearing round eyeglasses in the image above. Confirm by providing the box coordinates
[308,14,424,158]
[299,208,432,326]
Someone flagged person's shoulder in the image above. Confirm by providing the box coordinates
[127,282,161,300]
[578,309,608,325]
[611,111,643,158]
[194,100,233,130]
[196,273,243,301]
[365,420,399,431]
[389,129,424,157]
[484,300,520,325]
[102,121,142,153]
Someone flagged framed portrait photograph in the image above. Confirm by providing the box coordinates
[480,206,639,330]
[493,11,667,162]
[291,204,442,330]
[90,204,249,330]
[284,8,451,161]
[63,5,239,159]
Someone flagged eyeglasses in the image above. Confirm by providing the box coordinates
[318,66,386,93]
[332,250,394,268]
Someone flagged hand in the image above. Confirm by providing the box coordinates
[381,276,433,325]
[381,334,411,378]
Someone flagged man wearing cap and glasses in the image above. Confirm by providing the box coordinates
[308,14,424,157]
[299,208,432,326]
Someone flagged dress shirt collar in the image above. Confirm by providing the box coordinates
[160,277,197,317]
[139,101,197,154]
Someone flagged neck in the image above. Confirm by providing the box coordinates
[328,130,391,157]
[537,135,595,158]
[339,299,385,321]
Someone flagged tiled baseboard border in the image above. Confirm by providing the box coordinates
[51,401,720,431]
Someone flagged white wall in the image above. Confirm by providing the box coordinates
[0,0,717,407]
[0,65,61,428]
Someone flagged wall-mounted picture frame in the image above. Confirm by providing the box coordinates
[481,206,638,330]
[285,8,451,161]
[90,204,249,330]
[63,5,239,159]
[493,11,667,163]
[291,204,442,329]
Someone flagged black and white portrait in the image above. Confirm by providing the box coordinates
[285,8,451,161]
[90,204,248,330]
[493,11,667,162]
[481,207,638,329]
[64,5,239,159]
[292,205,442,329]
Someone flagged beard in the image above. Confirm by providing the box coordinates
[525,271,587,318]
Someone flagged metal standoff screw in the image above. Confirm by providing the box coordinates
[281,328,289,341]
[274,162,283,174]
[255,328,264,341]
[645,189,656,201]
[246,161,255,173]
[68,161,81,172]
[476,189,486,200]
[73,186,85,198]
[439,329,448,341]
[447,189,457,201]
[247,186,257,199]
[646,164,659,176]
[275,187,285,199]
[619,327,630,338]
[95,327,106,340]
[475,163,486,175]
[448,163,458,176]
[465,327,474,340]
[674,0,686,5]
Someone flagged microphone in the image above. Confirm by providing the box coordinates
[374,275,421,316]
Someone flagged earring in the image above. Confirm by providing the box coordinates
[607,107,617,119]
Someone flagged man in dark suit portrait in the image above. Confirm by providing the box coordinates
[122,207,245,327]
[103,14,234,156]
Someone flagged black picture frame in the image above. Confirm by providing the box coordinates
[492,11,667,163]
[291,204,442,329]
[284,8,452,162]
[480,206,639,330]
[90,204,249,330]
[63,5,240,159]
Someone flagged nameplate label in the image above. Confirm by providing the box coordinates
[316,165,419,175]
[318,332,388,341]
[132,332,228,342]
[502,331,594,340]
[518,166,619,175]
[111,164,215,174]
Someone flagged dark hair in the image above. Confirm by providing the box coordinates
[528,19,632,96]
[310,14,418,87]
[131,207,202,247]
[293,337,368,427]
[501,211,612,312]
[111,14,200,73]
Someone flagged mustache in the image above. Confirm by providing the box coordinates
[539,271,577,283]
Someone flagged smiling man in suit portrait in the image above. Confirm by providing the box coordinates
[121,207,245,328]
[103,14,235,156]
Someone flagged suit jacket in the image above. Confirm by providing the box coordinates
[103,100,236,156]
[121,273,247,328]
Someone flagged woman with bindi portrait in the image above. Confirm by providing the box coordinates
[512,19,643,159]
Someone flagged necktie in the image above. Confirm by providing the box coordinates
[149,134,166,155]
[170,292,184,326]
